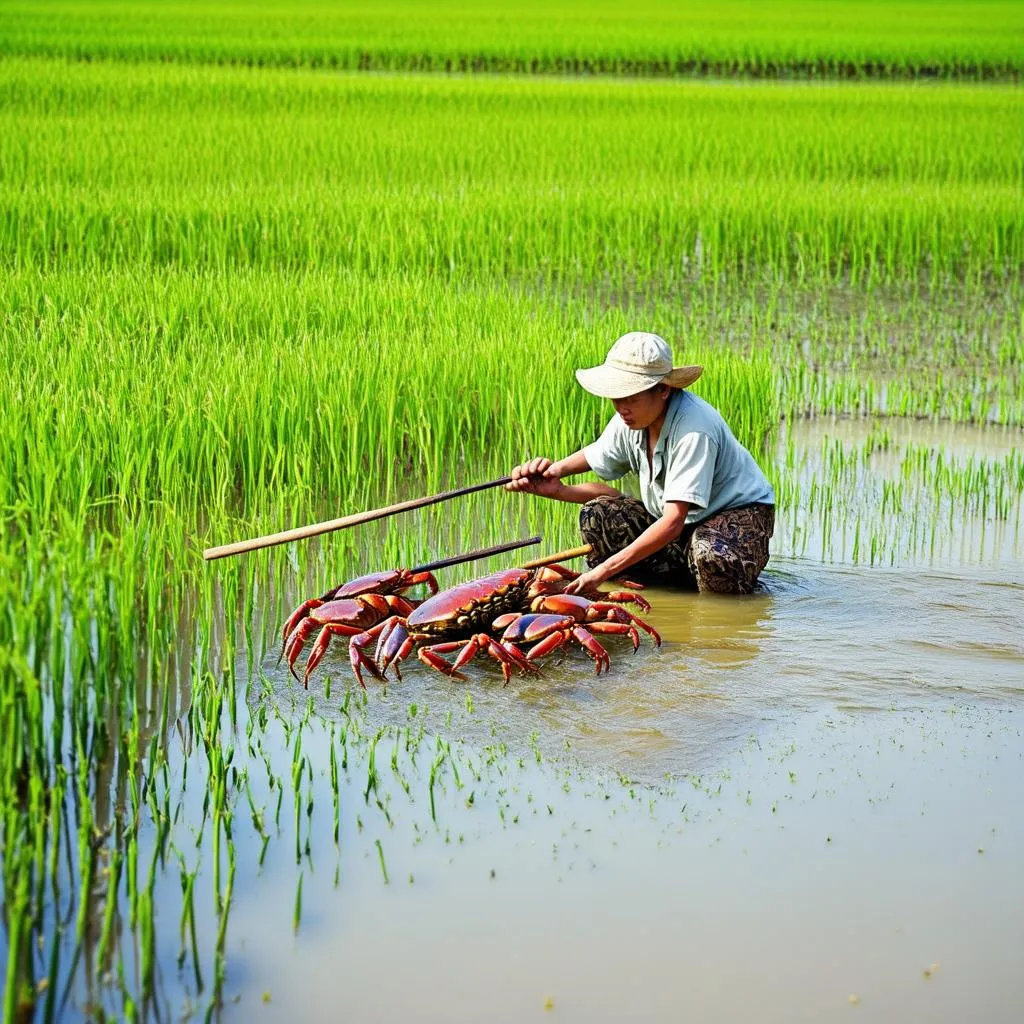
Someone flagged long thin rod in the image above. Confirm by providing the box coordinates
[522,544,593,568]
[203,476,514,561]
[412,535,542,574]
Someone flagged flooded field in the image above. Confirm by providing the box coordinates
[192,419,1022,1024]
[8,419,1024,1019]
[2,36,1021,1023]
[6,387,1022,1024]
[6,406,1021,1022]
[236,703,1024,1024]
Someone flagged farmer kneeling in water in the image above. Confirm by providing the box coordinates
[507,332,775,595]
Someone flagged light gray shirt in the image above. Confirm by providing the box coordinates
[582,390,775,524]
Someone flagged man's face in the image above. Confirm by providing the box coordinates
[611,384,671,430]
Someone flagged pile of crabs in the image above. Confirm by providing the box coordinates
[281,562,661,688]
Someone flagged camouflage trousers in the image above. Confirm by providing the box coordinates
[578,496,775,594]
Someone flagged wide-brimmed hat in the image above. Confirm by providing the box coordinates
[575,332,703,400]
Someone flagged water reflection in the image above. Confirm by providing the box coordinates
[641,576,777,655]
[49,625,193,1020]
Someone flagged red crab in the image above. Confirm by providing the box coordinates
[284,594,418,687]
[280,568,439,686]
[348,566,660,686]
[489,593,662,676]
[280,568,440,653]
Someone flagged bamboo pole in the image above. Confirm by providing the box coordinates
[203,476,514,561]
[412,536,542,573]
[521,544,593,568]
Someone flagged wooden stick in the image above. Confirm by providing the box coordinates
[412,535,542,574]
[522,543,593,568]
[203,476,513,561]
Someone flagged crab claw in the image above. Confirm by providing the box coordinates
[375,617,411,675]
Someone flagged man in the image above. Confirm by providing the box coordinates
[506,332,775,595]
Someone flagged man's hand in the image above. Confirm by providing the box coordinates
[505,457,564,498]
[563,564,610,595]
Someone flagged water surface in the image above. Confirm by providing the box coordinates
[233,415,1024,1023]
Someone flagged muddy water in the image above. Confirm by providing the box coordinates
[222,419,1023,1023]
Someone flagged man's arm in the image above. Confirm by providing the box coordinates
[564,500,689,593]
[505,451,621,503]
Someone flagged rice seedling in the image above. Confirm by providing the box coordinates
[772,422,1024,565]
[375,839,389,885]
[293,872,303,934]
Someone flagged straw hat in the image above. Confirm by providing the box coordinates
[575,332,703,400]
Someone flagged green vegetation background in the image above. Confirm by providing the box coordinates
[1,3,1022,1019]
[2,0,1021,77]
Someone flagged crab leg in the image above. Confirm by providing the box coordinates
[482,636,539,685]
[605,576,645,590]
[284,618,321,680]
[421,636,535,685]
[584,620,641,653]
[450,634,538,683]
[534,564,646,600]
[349,619,397,688]
[303,623,365,688]
[587,602,662,646]
[280,599,324,659]
[519,629,572,661]
[404,570,441,596]
[571,626,612,673]
[536,563,580,581]
[418,641,473,681]
[543,563,646,591]
[521,626,611,673]
[601,591,652,612]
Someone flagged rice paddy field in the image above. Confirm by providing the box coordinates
[1,2,1023,1021]
[2,0,1022,78]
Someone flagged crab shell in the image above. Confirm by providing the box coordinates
[406,568,534,637]
[307,597,390,626]
[333,569,418,599]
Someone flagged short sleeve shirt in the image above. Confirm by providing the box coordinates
[582,390,775,524]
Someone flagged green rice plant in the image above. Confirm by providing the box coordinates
[177,859,203,990]
[1,0,1020,79]
[0,60,1019,287]
[95,848,123,970]
[772,422,1024,565]
[330,739,340,845]
[374,839,389,884]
